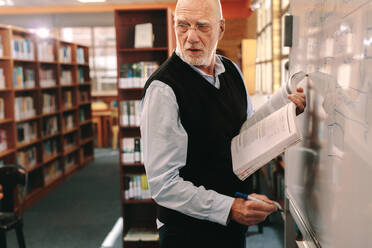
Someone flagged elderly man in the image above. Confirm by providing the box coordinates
[140,0,306,247]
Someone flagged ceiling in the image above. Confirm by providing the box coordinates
[7,0,242,7]
[8,0,175,6]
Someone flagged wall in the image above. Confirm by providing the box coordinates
[217,12,257,64]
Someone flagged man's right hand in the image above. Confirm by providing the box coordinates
[0,185,3,200]
[230,193,277,226]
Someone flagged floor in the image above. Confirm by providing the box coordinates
[6,148,284,248]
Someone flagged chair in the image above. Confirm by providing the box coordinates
[0,164,27,248]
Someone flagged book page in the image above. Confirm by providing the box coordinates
[232,103,301,180]
[241,86,290,132]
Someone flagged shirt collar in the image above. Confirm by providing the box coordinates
[174,50,226,78]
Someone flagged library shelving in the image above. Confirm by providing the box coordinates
[0,24,94,210]
[115,8,175,248]
[254,0,290,210]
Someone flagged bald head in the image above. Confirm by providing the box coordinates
[175,0,223,22]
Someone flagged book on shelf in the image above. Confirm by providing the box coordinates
[79,90,89,102]
[78,68,84,83]
[16,121,37,145]
[119,62,159,89]
[42,116,58,137]
[121,137,143,164]
[124,227,159,242]
[76,47,85,64]
[59,46,72,63]
[12,38,35,60]
[0,68,5,89]
[120,100,140,127]
[134,23,153,48]
[43,138,58,160]
[0,98,4,120]
[60,70,72,85]
[124,174,150,200]
[37,42,55,61]
[65,152,77,170]
[64,133,77,149]
[17,146,37,170]
[14,96,35,121]
[40,69,55,87]
[231,103,302,181]
[0,129,7,153]
[42,93,57,114]
[79,107,87,122]
[43,160,63,185]
[63,113,75,131]
[13,67,36,89]
[0,36,3,57]
[62,90,73,109]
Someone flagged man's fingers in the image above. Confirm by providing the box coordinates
[249,193,273,204]
[247,200,277,213]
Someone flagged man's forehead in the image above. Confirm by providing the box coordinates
[175,0,219,20]
[175,16,211,24]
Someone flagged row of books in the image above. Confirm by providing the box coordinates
[121,137,143,164]
[79,90,90,103]
[42,116,58,137]
[40,69,55,87]
[62,90,74,109]
[43,138,58,160]
[65,152,77,170]
[79,107,89,122]
[123,174,150,200]
[60,70,73,85]
[120,100,141,127]
[15,96,35,121]
[118,62,159,89]
[59,46,72,63]
[64,133,77,150]
[43,160,63,185]
[0,129,7,153]
[0,36,3,57]
[12,38,35,60]
[17,146,37,170]
[76,47,85,64]
[16,121,37,145]
[38,42,55,62]
[0,98,4,120]
[63,113,75,131]
[78,68,85,83]
[13,67,36,89]
[42,93,57,114]
[0,68,5,89]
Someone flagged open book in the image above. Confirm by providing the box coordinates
[231,102,302,181]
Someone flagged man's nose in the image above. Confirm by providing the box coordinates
[186,28,200,43]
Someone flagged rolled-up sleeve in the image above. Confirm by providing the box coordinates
[140,80,235,226]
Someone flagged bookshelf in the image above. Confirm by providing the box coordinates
[0,24,94,210]
[254,0,291,210]
[115,8,174,248]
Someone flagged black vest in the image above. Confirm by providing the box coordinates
[143,52,252,232]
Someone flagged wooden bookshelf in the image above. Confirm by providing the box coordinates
[0,24,94,210]
[115,8,175,248]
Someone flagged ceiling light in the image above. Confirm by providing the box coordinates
[0,0,14,6]
[78,0,106,3]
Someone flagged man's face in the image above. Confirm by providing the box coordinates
[174,0,224,67]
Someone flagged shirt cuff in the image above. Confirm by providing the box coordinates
[208,194,235,226]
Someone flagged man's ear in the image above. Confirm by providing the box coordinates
[218,19,225,40]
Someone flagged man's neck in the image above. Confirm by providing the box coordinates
[195,59,215,76]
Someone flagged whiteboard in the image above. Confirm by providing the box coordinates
[285,0,372,247]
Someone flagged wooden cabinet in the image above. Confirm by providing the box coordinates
[115,8,174,247]
[0,24,94,210]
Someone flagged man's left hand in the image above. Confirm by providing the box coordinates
[288,87,306,115]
